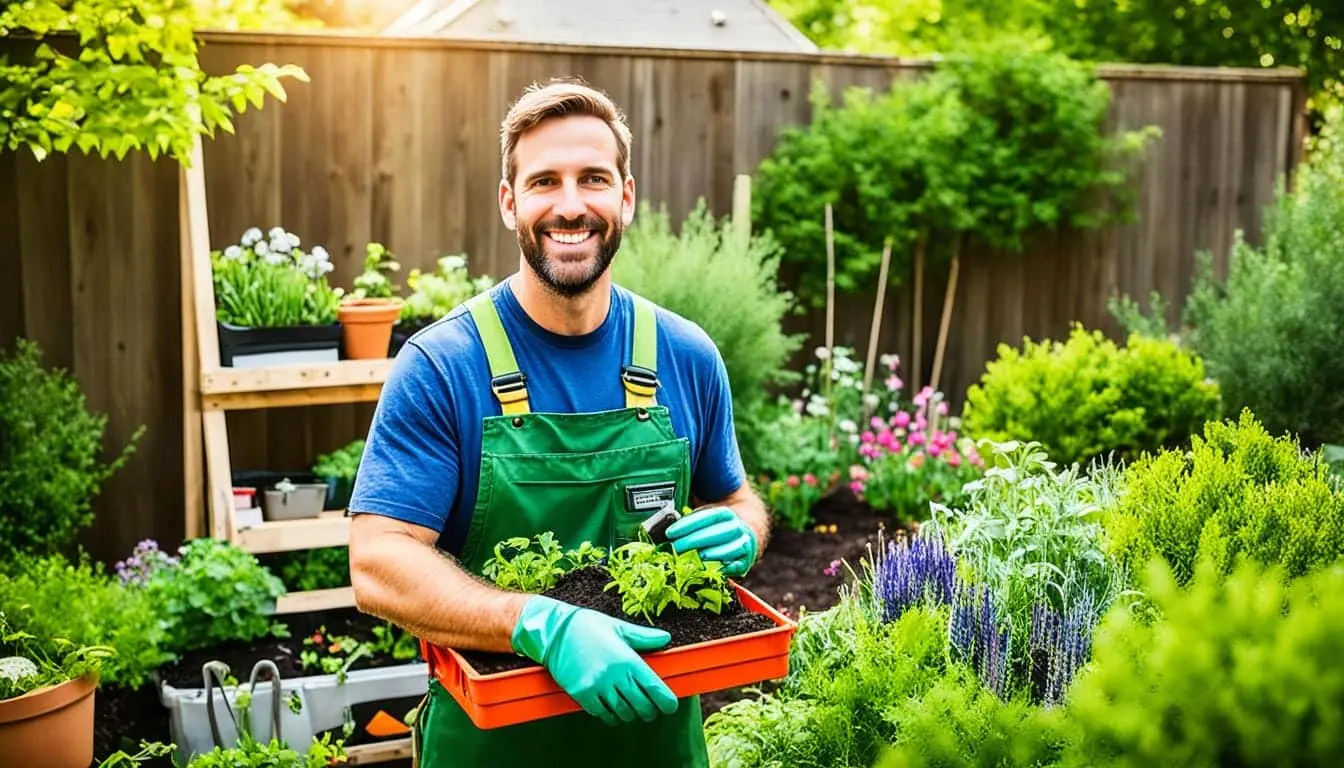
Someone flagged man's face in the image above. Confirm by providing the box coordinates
[499,115,635,298]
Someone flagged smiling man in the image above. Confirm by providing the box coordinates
[346,78,771,766]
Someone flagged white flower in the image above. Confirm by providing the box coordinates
[863,393,879,407]
[264,251,288,265]
[269,237,292,254]
[241,227,263,246]
[834,356,860,374]
[223,245,243,260]
[814,346,831,360]
[440,255,466,271]
[269,226,288,241]
[805,400,829,417]
[311,245,330,263]
[254,240,269,255]
[839,419,857,434]
[839,375,854,389]
[287,232,301,248]
[879,353,900,369]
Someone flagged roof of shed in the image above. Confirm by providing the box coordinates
[382,0,819,53]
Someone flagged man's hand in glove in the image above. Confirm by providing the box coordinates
[665,507,758,577]
[511,595,680,726]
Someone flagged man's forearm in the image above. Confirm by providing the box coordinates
[350,528,529,653]
[727,494,771,554]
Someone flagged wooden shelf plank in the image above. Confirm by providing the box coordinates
[273,586,356,614]
[200,359,393,410]
[344,737,413,764]
[237,510,351,554]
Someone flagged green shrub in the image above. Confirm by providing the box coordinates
[0,338,142,559]
[961,324,1221,467]
[0,552,170,689]
[1103,410,1344,585]
[141,538,288,655]
[613,200,805,471]
[1064,558,1344,767]
[1183,111,1344,448]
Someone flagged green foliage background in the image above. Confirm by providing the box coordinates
[961,325,1221,467]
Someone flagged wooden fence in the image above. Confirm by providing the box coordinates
[0,32,1305,563]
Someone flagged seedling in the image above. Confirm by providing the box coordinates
[482,533,608,593]
[604,541,732,623]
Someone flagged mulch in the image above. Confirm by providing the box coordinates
[90,489,892,763]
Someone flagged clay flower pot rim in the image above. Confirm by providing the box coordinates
[0,672,97,725]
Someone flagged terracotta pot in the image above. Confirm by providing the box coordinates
[0,672,97,768]
[339,298,404,360]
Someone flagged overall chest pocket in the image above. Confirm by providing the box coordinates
[461,437,691,567]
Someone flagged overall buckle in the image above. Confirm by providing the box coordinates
[490,371,529,406]
[621,365,658,391]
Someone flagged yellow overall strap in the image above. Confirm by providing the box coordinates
[466,292,531,415]
[622,294,658,408]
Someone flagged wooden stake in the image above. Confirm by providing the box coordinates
[912,230,927,392]
[731,174,752,250]
[930,236,962,394]
[825,203,836,355]
[862,236,894,423]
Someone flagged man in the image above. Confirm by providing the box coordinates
[347,78,771,767]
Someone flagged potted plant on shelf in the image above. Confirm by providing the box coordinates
[212,227,344,368]
[312,439,365,511]
[262,478,328,522]
[391,254,495,355]
[0,612,113,768]
[339,243,403,360]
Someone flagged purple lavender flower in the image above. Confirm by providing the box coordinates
[874,532,957,622]
[114,539,180,587]
[1029,590,1099,705]
[950,581,1011,698]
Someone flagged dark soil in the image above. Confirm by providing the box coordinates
[94,684,174,766]
[157,608,419,690]
[459,566,777,675]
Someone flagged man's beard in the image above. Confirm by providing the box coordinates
[518,213,622,299]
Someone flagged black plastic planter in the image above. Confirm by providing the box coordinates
[388,317,437,357]
[217,321,341,367]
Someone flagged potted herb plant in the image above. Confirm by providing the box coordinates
[427,526,796,729]
[338,243,403,360]
[0,612,113,768]
[312,439,364,511]
[391,254,495,355]
[212,227,344,368]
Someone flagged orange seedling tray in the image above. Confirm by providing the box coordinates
[423,581,797,730]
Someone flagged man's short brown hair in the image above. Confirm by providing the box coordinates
[499,78,633,185]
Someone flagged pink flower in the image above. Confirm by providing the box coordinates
[877,430,897,449]
[792,399,804,414]
[824,559,842,577]
[870,416,886,430]
[861,430,876,444]
[913,387,933,408]
[859,444,880,460]
[909,432,926,446]
[892,411,912,428]
[803,472,817,487]
[849,480,866,495]
[885,375,904,392]
[787,475,800,487]
[928,442,944,457]
[935,401,949,416]
[946,451,963,468]
[849,465,869,482]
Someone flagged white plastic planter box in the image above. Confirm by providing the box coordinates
[159,659,427,763]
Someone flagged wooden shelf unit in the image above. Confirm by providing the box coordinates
[179,137,413,765]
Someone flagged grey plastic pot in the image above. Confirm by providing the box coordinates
[262,482,327,521]
[159,659,427,764]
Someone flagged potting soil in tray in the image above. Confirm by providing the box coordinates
[458,566,776,675]
[157,607,421,690]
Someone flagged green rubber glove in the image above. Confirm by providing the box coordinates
[511,595,680,726]
[665,507,758,576]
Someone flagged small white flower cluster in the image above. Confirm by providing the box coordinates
[222,226,334,281]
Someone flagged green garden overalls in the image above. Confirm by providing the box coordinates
[412,289,710,767]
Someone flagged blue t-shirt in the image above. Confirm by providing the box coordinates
[348,278,746,556]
